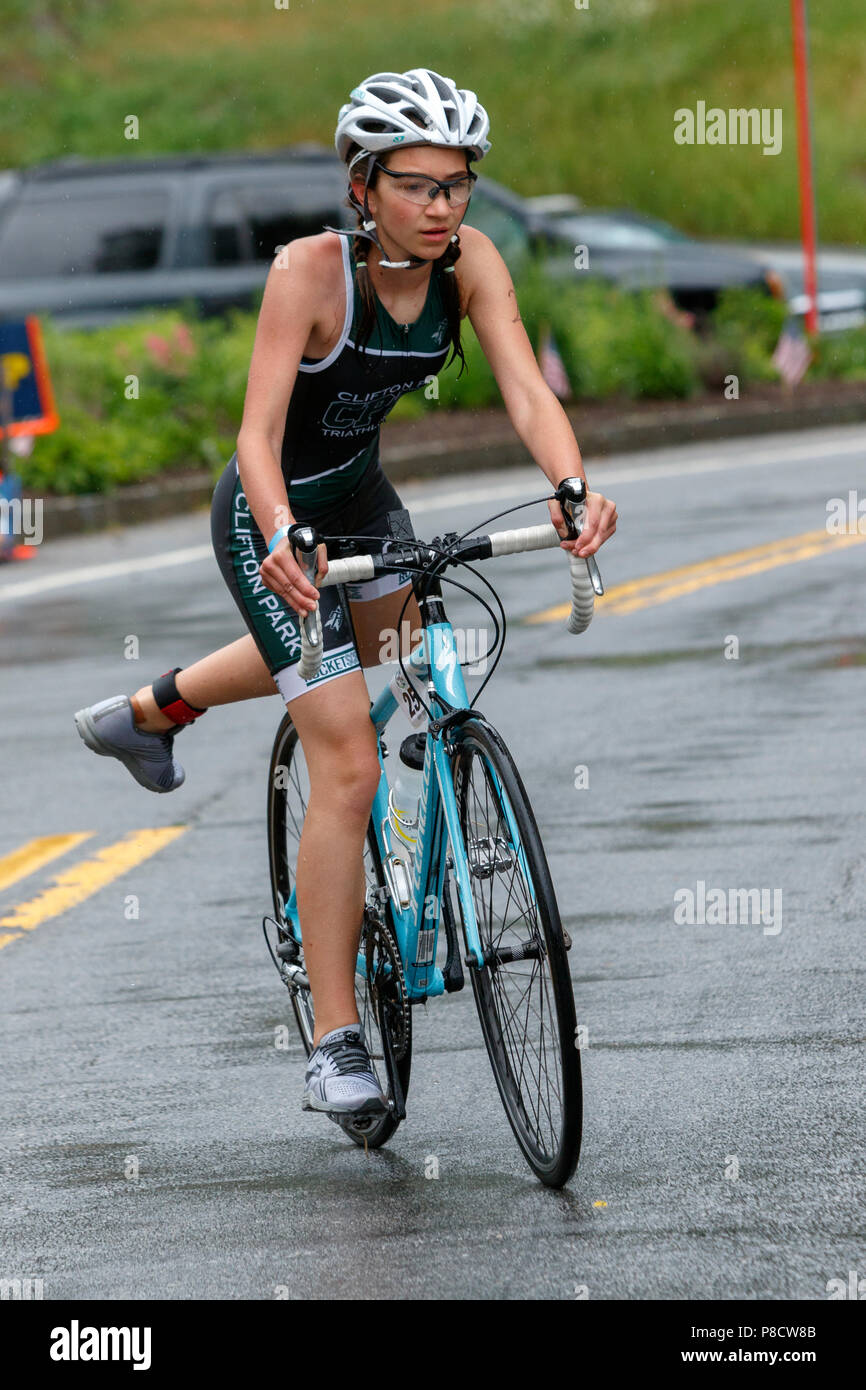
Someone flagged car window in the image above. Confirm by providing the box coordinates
[225,181,346,262]
[207,189,249,266]
[567,217,683,251]
[0,188,169,276]
[461,190,529,273]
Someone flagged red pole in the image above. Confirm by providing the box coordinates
[790,0,819,335]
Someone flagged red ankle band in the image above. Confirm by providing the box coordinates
[151,667,208,725]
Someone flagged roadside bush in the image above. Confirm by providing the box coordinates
[25,312,252,493]
[708,287,789,385]
[708,287,866,385]
[565,283,699,399]
[808,324,866,382]
[393,264,701,415]
[451,267,700,404]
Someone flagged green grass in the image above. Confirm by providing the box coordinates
[1,0,864,243]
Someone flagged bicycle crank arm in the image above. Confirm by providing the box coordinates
[380,1016,406,1121]
[440,864,465,993]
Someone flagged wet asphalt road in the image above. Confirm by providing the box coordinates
[1,423,863,1301]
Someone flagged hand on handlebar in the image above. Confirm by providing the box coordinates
[548,489,617,558]
[259,539,329,616]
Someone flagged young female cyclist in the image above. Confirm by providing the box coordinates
[74,68,618,1123]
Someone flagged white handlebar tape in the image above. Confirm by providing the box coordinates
[297,523,593,681]
[296,556,372,680]
[567,554,595,634]
[289,546,321,681]
[488,523,562,555]
[293,554,371,680]
[297,605,324,681]
[488,522,595,634]
[314,554,375,587]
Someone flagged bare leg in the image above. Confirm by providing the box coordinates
[133,635,278,732]
[350,585,423,670]
[290,584,423,1044]
[287,668,382,1048]
[132,580,423,733]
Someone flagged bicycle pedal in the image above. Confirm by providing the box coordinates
[467,835,514,879]
[339,1111,378,1132]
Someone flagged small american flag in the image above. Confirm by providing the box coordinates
[772,320,812,388]
[538,321,572,400]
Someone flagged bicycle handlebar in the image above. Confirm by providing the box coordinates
[288,477,603,681]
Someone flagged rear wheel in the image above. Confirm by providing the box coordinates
[449,717,582,1188]
[266,712,411,1147]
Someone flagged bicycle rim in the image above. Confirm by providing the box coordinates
[451,718,582,1187]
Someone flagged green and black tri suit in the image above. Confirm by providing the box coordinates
[211,235,453,703]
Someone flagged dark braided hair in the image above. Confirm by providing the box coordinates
[343,142,468,379]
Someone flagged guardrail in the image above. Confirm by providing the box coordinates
[789,287,866,333]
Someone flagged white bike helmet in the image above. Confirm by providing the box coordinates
[335,68,491,167]
[325,67,491,269]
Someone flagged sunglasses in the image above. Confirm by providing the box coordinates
[372,160,477,207]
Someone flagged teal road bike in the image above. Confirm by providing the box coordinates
[263,478,603,1188]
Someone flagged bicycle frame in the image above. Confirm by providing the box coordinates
[368,622,473,995]
[276,614,536,1001]
[365,618,535,999]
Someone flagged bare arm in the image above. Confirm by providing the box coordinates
[235,239,328,611]
[462,228,617,557]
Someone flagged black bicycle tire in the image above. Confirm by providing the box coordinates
[450,716,582,1188]
[266,711,411,1148]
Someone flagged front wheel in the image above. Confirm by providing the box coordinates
[449,717,582,1188]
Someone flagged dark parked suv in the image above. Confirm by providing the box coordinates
[0,146,563,329]
[0,147,357,328]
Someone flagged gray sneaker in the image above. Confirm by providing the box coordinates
[301,1022,389,1117]
[73,695,185,794]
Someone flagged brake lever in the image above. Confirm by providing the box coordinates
[555,477,604,597]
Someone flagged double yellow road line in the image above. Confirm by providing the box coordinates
[0,828,187,951]
[527,526,864,623]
